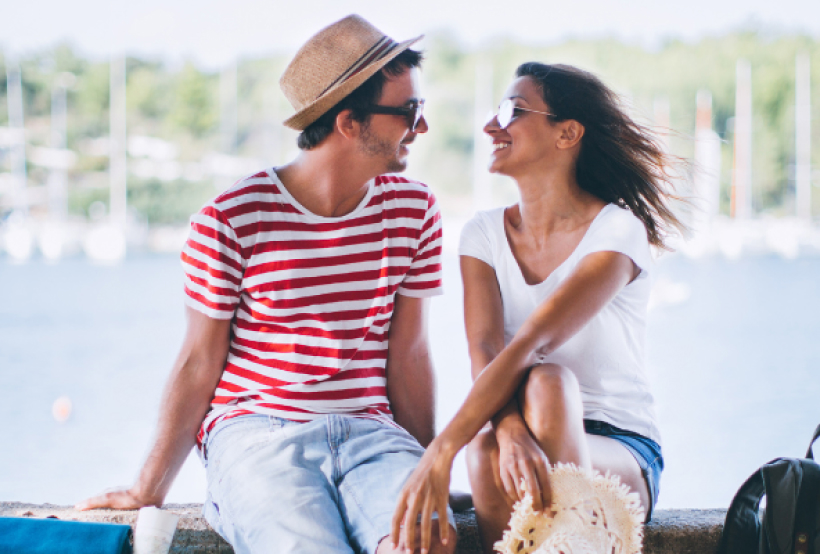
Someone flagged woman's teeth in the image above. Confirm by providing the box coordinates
[493,143,510,151]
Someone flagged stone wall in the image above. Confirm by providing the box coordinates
[0,502,724,553]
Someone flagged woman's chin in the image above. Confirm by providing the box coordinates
[487,161,508,176]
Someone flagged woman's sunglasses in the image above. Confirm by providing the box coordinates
[366,100,425,132]
[492,98,556,129]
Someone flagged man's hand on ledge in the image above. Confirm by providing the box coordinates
[75,487,159,511]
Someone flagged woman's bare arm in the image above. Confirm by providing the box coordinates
[461,255,551,509]
[392,250,637,553]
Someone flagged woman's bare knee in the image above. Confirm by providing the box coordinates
[521,364,583,435]
[518,364,588,466]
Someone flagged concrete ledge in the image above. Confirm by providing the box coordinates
[1,502,724,553]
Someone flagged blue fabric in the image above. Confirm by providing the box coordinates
[0,517,132,554]
[202,414,456,554]
[584,419,664,521]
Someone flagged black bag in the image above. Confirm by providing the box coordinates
[717,424,820,554]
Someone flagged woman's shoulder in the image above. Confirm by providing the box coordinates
[591,204,648,242]
[462,207,506,237]
[459,207,507,265]
[580,203,652,271]
[470,206,506,224]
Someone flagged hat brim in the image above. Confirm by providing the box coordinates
[283,35,423,131]
[494,463,645,554]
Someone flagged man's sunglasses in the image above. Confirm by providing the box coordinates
[493,98,556,129]
[366,100,425,131]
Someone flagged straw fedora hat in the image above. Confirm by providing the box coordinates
[280,15,423,131]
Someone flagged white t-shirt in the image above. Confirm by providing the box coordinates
[458,203,660,445]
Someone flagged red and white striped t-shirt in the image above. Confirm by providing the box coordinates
[181,168,443,445]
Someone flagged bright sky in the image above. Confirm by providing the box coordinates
[3,0,820,68]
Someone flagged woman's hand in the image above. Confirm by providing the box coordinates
[391,439,455,554]
[496,425,551,511]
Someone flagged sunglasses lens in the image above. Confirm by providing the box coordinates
[498,99,513,129]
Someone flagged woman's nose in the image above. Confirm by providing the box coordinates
[483,113,501,135]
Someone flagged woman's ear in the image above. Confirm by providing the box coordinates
[557,120,585,149]
[336,109,360,140]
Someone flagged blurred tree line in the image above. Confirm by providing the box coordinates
[1,28,818,225]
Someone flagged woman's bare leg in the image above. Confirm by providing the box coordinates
[519,364,590,470]
[468,363,651,553]
[467,363,587,554]
[587,434,651,517]
[467,429,516,554]
[521,364,650,514]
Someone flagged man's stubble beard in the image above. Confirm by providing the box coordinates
[358,122,407,173]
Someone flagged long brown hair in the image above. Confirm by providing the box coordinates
[516,62,687,249]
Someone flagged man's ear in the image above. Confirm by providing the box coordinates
[335,109,360,140]
[557,120,585,149]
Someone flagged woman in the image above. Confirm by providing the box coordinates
[389,63,686,554]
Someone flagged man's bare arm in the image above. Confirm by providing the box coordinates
[77,306,231,510]
[385,294,435,448]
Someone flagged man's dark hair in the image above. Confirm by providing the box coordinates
[297,49,423,150]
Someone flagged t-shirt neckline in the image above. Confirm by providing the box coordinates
[501,203,614,287]
[267,168,376,222]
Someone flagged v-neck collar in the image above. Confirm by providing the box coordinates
[501,203,613,287]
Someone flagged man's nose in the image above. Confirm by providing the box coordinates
[414,114,429,134]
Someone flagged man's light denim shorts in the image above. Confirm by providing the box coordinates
[584,419,664,521]
[201,414,455,554]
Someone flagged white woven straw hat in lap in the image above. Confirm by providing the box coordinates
[494,463,645,554]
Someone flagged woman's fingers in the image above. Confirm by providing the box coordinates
[390,443,455,553]
[513,466,527,502]
[390,492,407,549]
[403,493,421,554]
[419,495,434,554]
[438,496,450,546]
[520,460,543,511]
[534,460,552,511]
[499,464,519,503]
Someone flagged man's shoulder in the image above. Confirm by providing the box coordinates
[373,174,436,211]
[375,173,431,193]
[210,168,278,210]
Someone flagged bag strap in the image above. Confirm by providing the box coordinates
[717,463,768,554]
[806,424,820,460]
[793,461,820,554]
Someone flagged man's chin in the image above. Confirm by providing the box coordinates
[385,158,408,174]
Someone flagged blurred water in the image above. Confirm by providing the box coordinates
[1,251,818,509]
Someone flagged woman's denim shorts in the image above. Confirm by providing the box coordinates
[584,419,664,521]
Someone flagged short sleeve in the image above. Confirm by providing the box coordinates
[398,191,443,297]
[458,211,495,267]
[180,203,245,319]
[578,206,652,275]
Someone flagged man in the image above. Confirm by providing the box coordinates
[78,15,456,554]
